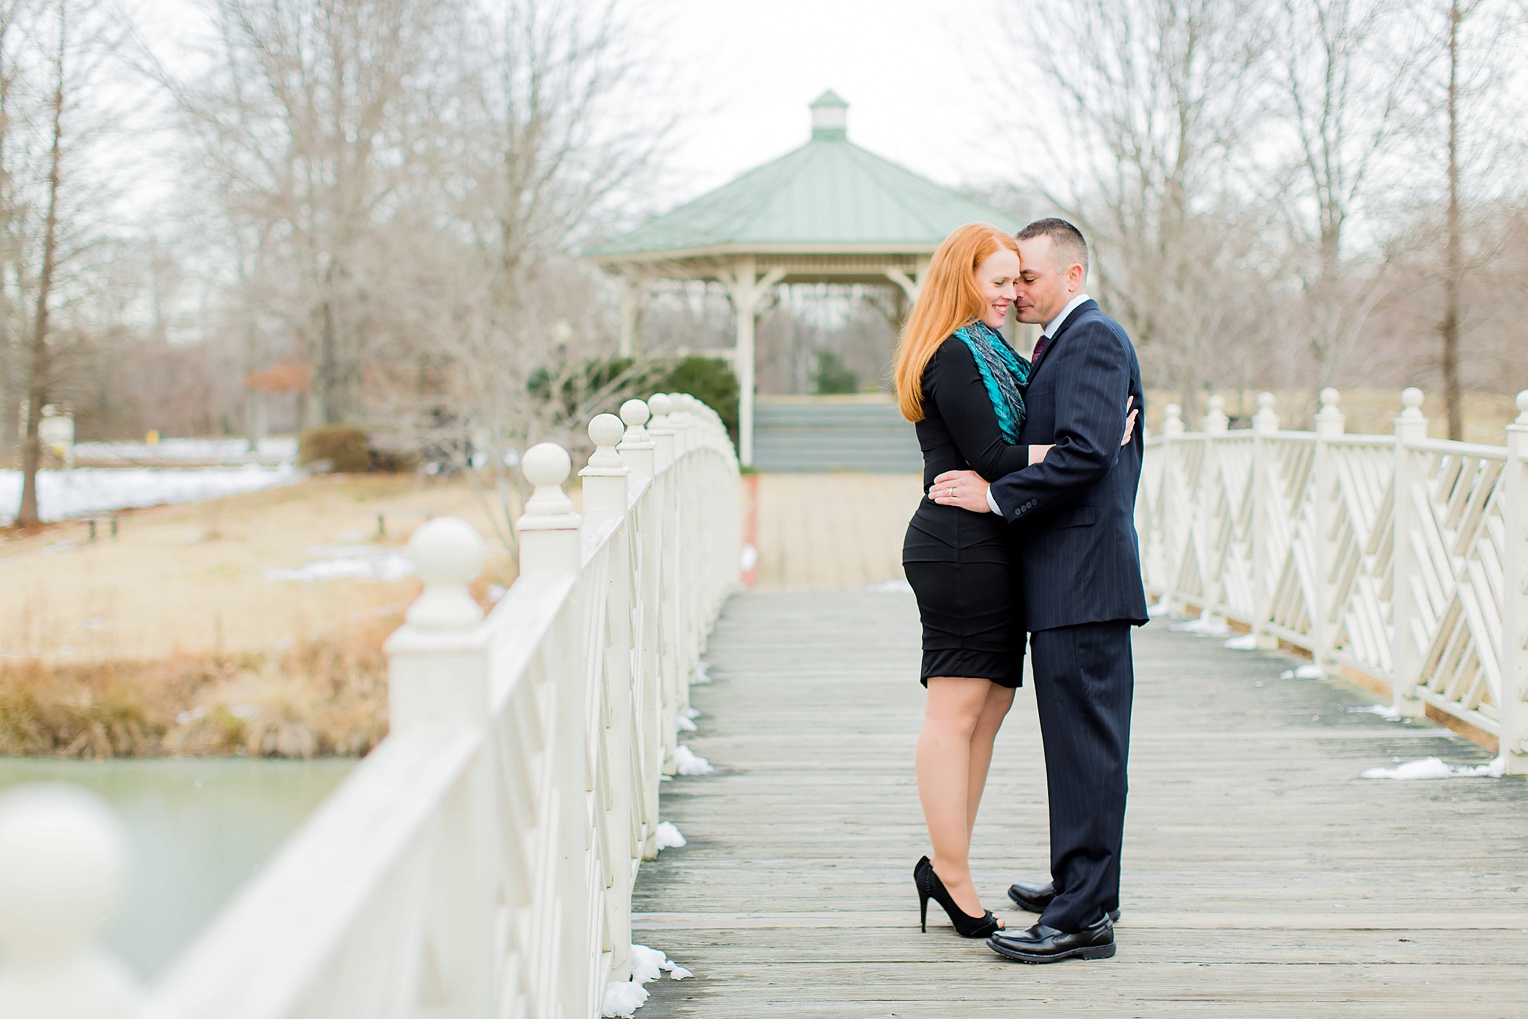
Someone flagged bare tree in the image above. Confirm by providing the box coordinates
[997,0,1279,412]
[1274,0,1413,388]
[149,0,454,427]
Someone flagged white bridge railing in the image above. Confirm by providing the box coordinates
[0,394,739,1018]
[1139,387,1528,774]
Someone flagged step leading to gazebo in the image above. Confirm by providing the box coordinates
[750,396,921,473]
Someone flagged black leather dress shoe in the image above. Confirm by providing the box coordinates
[987,917,1116,964]
[1007,881,1121,923]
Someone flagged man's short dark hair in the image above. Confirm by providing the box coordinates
[1016,218,1088,277]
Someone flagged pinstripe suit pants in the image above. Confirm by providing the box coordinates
[1028,620,1134,932]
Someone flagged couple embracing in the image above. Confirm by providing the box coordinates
[895,218,1147,963]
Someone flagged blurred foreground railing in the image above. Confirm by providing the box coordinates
[1139,387,1528,774]
[0,394,739,1017]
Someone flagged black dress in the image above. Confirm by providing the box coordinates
[902,336,1031,687]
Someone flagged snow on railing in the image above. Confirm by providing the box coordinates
[1139,388,1528,774]
[0,394,740,1018]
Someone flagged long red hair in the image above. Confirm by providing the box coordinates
[893,223,1018,422]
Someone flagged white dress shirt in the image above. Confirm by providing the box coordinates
[984,293,1092,514]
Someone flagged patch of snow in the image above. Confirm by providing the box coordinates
[265,545,414,583]
[74,437,297,462]
[675,715,697,732]
[739,544,759,572]
[1170,614,1232,637]
[602,945,690,1017]
[0,465,298,525]
[1280,663,1325,680]
[602,981,648,1017]
[1223,633,1259,651]
[1348,704,1402,721]
[674,745,715,775]
[692,660,712,685]
[1362,756,1505,780]
[684,707,701,720]
[865,578,914,593]
[1146,599,1174,618]
[654,821,686,850]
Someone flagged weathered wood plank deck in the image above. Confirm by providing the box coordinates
[633,591,1528,1017]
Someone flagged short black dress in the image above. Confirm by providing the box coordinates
[902,336,1032,687]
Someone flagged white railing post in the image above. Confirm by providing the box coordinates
[1203,393,1229,434]
[647,393,677,472]
[519,443,583,573]
[386,517,488,729]
[617,399,656,484]
[1312,387,1346,672]
[0,785,145,1018]
[382,517,496,1017]
[1250,392,1280,648]
[1157,403,1184,613]
[1390,388,1430,718]
[1199,395,1229,624]
[581,414,631,520]
[1500,391,1528,773]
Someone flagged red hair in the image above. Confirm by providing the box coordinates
[893,224,1018,422]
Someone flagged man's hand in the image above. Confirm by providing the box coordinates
[930,469,991,513]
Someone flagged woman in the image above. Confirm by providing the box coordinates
[896,223,1134,938]
[894,223,1035,938]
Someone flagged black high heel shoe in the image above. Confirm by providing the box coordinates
[914,856,1002,937]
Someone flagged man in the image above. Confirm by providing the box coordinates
[931,217,1147,963]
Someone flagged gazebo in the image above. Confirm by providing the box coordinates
[589,92,1021,465]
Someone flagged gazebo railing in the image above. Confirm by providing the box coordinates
[1139,388,1528,774]
[0,394,739,1018]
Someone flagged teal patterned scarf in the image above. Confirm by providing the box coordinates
[954,322,1031,443]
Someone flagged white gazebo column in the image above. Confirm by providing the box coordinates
[724,256,785,466]
[618,276,642,358]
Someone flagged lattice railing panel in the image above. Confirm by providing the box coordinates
[1139,388,1528,773]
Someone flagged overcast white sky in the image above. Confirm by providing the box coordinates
[133,0,1041,215]
[642,0,1037,202]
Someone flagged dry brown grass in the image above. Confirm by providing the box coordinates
[0,611,397,759]
[0,474,528,758]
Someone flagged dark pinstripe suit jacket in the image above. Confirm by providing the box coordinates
[989,299,1149,632]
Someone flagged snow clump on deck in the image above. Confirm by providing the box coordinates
[654,821,686,850]
[1170,614,1231,637]
[1280,663,1325,680]
[674,745,715,775]
[1362,756,1504,780]
[602,945,691,1017]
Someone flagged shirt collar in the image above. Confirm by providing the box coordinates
[1044,292,1091,338]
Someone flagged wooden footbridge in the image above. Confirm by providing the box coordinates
[1,389,1526,1018]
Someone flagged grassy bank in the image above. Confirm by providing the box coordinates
[1,474,521,758]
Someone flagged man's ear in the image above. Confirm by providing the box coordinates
[1067,263,1085,292]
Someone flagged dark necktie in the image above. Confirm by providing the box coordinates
[1031,332,1054,365]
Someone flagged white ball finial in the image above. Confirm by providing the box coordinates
[404,517,485,629]
[407,517,484,588]
[1165,403,1181,421]
[1319,387,1341,408]
[620,399,650,428]
[523,442,571,489]
[521,442,576,524]
[648,393,672,419]
[1515,390,1528,422]
[1258,392,1276,410]
[1402,387,1425,410]
[1208,394,1225,411]
[0,784,129,965]
[587,413,625,471]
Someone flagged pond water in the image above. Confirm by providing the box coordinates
[0,756,354,980]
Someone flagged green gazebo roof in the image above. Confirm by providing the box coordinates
[591,93,1019,263]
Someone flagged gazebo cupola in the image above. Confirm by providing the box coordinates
[590,92,1019,465]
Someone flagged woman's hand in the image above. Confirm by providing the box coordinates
[1121,396,1138,446]
[930,469,991,513]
